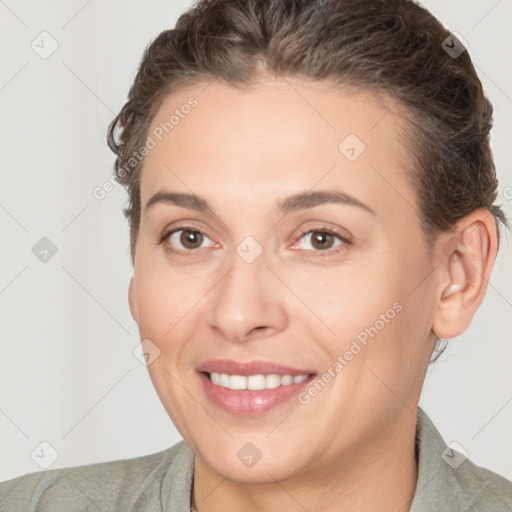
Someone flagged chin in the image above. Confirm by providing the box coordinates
[205,455,301,484]
[193,435,311,484]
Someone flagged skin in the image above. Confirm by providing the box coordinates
[127,78,498,512]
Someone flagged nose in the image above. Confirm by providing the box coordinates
[204,249,288,344]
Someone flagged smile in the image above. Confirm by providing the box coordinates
[208,372,309,390]
[196,360,315,416]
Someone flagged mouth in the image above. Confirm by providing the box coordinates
[207,371,310,389]
[196,360,316,416]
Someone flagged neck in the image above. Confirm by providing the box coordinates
[191,409,419,512]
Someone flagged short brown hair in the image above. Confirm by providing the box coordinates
[107,0,508,263]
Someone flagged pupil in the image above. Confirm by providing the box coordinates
[182,230,202,248]
[313,232,333,250]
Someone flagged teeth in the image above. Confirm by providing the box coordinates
[248,374,266,390]
[281,375,293,385]
[229,375,247,390]
[266,374,281,389]
[220,373,230,387]
[208,372,309,390]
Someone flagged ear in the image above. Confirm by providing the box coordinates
[128,277,138,323]
[432,209,498,339]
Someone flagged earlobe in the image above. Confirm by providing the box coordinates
[128,277,138,322]
[432,210,498,339]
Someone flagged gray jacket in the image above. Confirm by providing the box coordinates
[1,407,511,511]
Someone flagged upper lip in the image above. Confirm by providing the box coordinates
[196,359,315,376]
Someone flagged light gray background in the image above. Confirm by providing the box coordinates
[1,0,511,483]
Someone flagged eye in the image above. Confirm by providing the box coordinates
[159,227,215,255]
[158,225,352,257]
[293,227,351,254]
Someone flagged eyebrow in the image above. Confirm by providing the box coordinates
[145,189,376,215]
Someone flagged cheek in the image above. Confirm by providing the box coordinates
[289,261,399,345]
[306,253,432,384]
[345,267,435,400]
[132,263,207,338]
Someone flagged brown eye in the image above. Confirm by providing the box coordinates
[294,228,349,253]
[179,229,204,249]
[310,231,336,250]
[163,228,214,253]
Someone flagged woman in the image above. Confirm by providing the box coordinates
[2,0,511,510]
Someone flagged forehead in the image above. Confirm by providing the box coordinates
[139,79,417,222]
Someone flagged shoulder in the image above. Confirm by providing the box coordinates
[450,456,512,510]
[0,441,194,512]
[412,407,512,512]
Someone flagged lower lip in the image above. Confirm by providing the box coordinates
[198,372,315,416]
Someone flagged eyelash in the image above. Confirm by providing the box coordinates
[157,225,352,257]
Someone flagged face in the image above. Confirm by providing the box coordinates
[128,79,438,483]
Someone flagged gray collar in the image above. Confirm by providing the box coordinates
[410,406,511,511]
[163,407,512,511]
